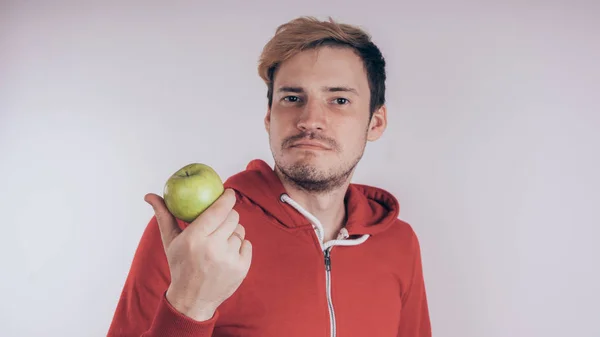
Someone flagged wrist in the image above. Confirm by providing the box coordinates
[165,287,218,321]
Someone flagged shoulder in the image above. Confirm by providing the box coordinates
[392,217,419,237]
[367,217,424,264]
[394,219,423,251]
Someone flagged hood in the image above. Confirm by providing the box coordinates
[224,159,400,238]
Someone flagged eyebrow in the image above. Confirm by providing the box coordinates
[277,86,359,95]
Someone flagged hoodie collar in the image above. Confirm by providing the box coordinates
[224,159,400,237]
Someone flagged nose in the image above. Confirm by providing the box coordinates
[296,99,326,132]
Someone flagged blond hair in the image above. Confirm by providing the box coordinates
[258,16,387,115]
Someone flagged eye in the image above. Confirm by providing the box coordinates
[283,96,300,103]
[333,97,349,105]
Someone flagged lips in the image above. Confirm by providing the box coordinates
[290,141,331,150]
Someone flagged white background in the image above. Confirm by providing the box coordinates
[1,1,599,336]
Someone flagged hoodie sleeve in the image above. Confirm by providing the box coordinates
[107,216,218,337]
[397,226,432,337]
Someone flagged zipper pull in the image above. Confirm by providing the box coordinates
[324,249,331,271]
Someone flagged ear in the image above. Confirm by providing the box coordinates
[367,105,387,141]
[264,106,272,133]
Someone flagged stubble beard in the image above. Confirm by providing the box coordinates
[272,139,367,194]
[279,159,356,193]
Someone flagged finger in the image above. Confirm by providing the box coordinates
[227,224,245,248]
[187,188,237,235]
[228,232,243,252]
[239,239,252,265]
[211,209,239,240]
[145,193,181,249]
[234,223,246,241]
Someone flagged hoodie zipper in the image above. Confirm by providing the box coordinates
[279,194,368,337]
[324,247,336,337]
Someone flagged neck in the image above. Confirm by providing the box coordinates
[275,168,351,242]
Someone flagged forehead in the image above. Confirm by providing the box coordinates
[273,46,369,92]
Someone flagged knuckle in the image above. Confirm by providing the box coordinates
[236,226,246,237]
[230,209,239,221]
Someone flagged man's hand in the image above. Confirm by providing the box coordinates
[144,188,252,321]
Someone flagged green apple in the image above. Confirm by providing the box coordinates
[163,163,225,223]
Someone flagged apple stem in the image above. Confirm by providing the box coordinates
[185,171,189,177]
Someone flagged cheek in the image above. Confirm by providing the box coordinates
[267,120,287,150]
[270,114,294,138]
[339,123,368,150]
[269,123,284,142]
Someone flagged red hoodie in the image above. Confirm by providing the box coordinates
[107,159,431,337]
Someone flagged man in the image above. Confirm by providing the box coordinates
[108,16,431,337]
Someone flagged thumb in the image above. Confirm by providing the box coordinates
[144,193,181,249]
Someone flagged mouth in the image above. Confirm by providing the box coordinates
[289,141,331,150]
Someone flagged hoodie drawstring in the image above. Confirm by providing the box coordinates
[280,193,370,250]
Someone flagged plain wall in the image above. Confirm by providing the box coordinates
[1,1,599,336]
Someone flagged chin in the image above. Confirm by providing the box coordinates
[276,158,354,193]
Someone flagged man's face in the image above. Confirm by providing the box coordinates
[264,46,387,193]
